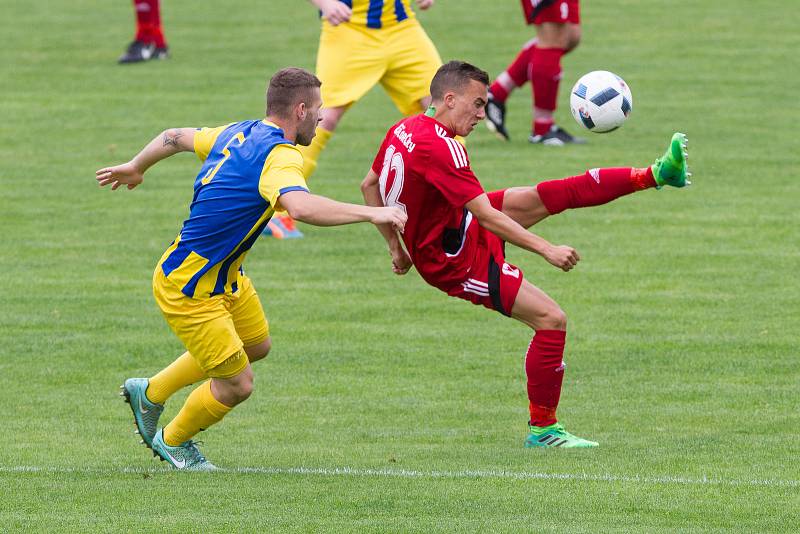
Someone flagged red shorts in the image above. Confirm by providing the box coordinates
[444,190,524,317]
[521,0,580,25]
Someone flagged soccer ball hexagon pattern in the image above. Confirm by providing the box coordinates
[569,71,633,133]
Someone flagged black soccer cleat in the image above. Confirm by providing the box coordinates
[118,40,169,64]
[529,125,586,146]
[153,46,169,60]
[484,93,510,141]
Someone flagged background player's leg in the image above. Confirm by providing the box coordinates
[510,280,597,447]
[485,39,538,140]
[529,22,582,145]
[489,38,536,102]
[118,0,168,64]
[298,105,348,179]
[529,24,564,139]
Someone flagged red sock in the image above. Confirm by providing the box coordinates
[490,38,537,103]
[533,118,554,137]
[530,46,564,114]
[133,0,166,47]
[526,330,566,427]
[535,167,656,215]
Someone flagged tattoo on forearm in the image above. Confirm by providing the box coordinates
[162,129,184,148]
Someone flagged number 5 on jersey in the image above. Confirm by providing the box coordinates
[378,145,407,213]
[201,132,246,185]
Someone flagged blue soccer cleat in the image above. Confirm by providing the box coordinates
[120,378,164,448]
[151,428,217,471]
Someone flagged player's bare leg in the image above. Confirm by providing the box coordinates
[510,280,598,448]
[498,186,551,229]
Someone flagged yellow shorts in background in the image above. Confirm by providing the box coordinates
[152,269,269,377]
[316,19,442,115]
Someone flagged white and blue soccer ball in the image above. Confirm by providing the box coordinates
[569,71,633,133]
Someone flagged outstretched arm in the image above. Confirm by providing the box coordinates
[361,169,413,275]
[466,194,580,272]
[95,128,196,190]
[279,189,407,232]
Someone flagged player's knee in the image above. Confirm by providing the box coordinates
[237,380,254,402]
[320,105,348,131]
[540,306,567,330]
[245,337,271,363]
[232,370,254,403]
[565,28,581,52]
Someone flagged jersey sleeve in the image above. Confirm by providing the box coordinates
[193,124,233,162]
[258,144,310,209]
[424,138,485,207]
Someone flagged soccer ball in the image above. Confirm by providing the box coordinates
[569,71,633,133]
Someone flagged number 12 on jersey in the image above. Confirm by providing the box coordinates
[378,145,407,213]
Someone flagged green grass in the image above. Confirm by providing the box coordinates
[1,0,799,531]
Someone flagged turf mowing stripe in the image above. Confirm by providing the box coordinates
[2,465,798,488]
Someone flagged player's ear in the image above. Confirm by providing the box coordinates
[444,92,457,109]
[296,101,307,121]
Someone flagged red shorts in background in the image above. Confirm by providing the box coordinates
[521,0,581,25]
[443,190,524,317]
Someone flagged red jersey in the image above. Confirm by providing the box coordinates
[371,114,486,289]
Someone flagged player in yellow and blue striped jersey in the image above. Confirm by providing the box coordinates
[298,0,443,179]
[96,67,406,470]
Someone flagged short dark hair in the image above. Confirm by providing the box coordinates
[429,61,490,101]
[266,67,322,118]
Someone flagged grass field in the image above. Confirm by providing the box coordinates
[2,0,799,531]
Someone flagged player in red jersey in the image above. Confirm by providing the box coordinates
[362,61,691,447]
[485,0,583,145]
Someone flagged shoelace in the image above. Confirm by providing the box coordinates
[184,441,207,463]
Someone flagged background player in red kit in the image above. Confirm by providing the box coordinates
[362,61,691,447]
[485,0,583,145]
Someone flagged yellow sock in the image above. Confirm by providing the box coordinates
[163,380,232,446]
[146,351,206,405]
[297,126,332,179]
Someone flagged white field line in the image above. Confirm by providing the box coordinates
[1,465,798,488]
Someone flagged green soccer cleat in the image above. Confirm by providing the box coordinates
[120,378,164,448]
[151,428,218,471]
[524,423,599,449]
[651,132,691,188]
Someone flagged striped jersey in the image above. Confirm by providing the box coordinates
[370,114,485,288]
[334,0,416,29]
[157,120,309,299]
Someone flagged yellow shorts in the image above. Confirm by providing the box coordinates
[152,269,270,377]
[316,19,442,115]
